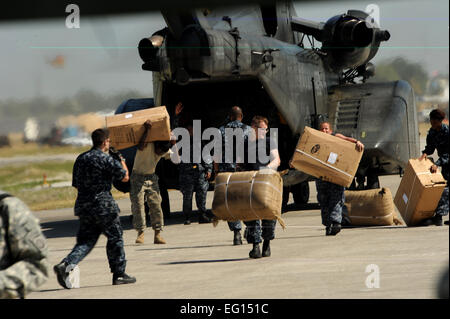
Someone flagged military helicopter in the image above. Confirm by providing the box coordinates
[3,0,420,207]
[126,1,419,207]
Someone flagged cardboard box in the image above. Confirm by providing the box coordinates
[394,159,446,226]
[290,127,363,187]
[106,106,171,150]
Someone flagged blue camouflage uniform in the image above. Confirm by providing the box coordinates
[315,180,345,226]
[63,148,127,275]
[315,132,346,227]
[178,140,212,220]
[423,123,449,216]
[179,166,211,219]
[243,136,278,244]
[218,120,252,232]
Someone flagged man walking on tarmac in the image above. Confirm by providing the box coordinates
[313,122,364,236]
[243,115,281,258]
[54,128,136,287]
[130,120,176,244]
[214,106,252,245]
[419,108,449,226]
[178,122,213,225]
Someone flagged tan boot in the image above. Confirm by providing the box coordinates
[154,230,166,244]
[135,231,144,244]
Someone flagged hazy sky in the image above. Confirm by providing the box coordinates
[0,0,448,101]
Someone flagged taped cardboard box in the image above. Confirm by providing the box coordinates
[212,169,285,228]
[394,159,446,226]
[344,188,403,226]
[106,106,171,150]
[290,127,363,187]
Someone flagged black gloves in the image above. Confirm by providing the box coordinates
[109,147,125,162]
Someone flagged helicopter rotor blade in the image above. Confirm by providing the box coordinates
[1,0,279,21]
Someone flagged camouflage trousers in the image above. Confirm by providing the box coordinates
[64,213,126,274]
[315,180,345,226]
[436,186,449,216]
[244,219,276,244]
[179,169,209,218]
[130,173,164,232]
[228,220,242,232]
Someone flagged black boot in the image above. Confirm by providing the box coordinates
[184,213,191,225]
[326,223,341,236]
[113,273,136,285]
[445,220,449,226]
[433,215,443,226]
[198,212,212,224]
[262,240,271,257]
[421,215,443,226]
[249,243,262,259]
[53,261,70,289]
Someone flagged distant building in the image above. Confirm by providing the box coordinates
[422,74,449,104]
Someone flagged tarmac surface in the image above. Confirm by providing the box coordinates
[29,174,449,299]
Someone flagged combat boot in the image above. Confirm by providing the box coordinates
[154,230,166,244]
[233,230,242,245]
[184,213,191,225]
[249,243,262,259]
[421,214,443,226]
[326,223,341,236]
[53,261,70,289]
[113,273,136,285]
[433,215,443,226]
[262,240,271,257]
[198,212,212,224]
[135,230,144,244]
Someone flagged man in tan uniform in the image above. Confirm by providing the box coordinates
[130,120,176,244]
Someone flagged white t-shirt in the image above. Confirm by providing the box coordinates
[133,143,172,175]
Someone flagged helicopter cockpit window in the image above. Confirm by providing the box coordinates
[260,5,278,37]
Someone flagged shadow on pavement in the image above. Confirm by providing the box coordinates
[41,219,79,239]
[161,258,249,265]
[41,211,216,239]
[136,243,233,252]
[282,203,320,213]
[276,235,325,240]
[341,225,408,230]
[39,283,112,293]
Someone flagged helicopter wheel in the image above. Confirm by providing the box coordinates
[366,173,380,189]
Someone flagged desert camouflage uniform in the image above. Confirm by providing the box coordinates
[62,148,128,275]
[423,123,449,216]
[130,172,164,231]
[218,120,252,232]
[0,191,49,299]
